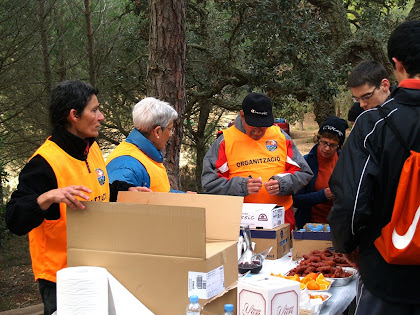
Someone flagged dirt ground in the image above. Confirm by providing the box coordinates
[0,235,42,311]
[0,114,319,312]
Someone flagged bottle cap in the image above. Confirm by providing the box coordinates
[224,304,234,312]
[189,295,199,303]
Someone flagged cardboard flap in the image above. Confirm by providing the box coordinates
[117,192,243,241]
[67,201,207,258]
[242,203,278,212]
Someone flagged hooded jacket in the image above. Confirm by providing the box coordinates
[328,80,420,303]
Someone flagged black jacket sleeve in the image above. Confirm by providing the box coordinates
[5,155,60,236]
[109,180,135,202]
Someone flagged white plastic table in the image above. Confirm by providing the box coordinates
[258,250,357,315]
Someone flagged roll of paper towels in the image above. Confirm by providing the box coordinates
[57,266,109,315]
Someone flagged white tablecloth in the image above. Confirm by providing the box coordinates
[258,251,357,315]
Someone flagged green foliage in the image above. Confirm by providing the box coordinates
[0,0,416,190]
[273,96,313,126]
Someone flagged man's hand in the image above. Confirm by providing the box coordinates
[128,186,153,192]
[344,248,360,269]
[264,179,279,195]
[37,185,92,210]
[247,177,263,194]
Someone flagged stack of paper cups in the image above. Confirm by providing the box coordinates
[57,266,109,315]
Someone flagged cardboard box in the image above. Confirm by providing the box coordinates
[292,223,333,260]
[238,275,300,315]
[241,203,285,229]
[67,192,243,314]
[250,224,291,260]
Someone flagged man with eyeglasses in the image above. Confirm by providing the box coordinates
[293,116,348,229]
[347,60,392,111]
[328,21,420,314]
[202,92,313,231]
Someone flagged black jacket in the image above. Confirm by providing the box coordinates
[6,126,132,236]
[328,83,420,304]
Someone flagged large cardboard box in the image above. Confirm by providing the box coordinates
[241,203,285,229]
[67,192,243,314]
[292,223,333,260]
[238,275,300,315]
[250,224,291,260]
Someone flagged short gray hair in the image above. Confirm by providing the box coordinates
[132,97,178,132]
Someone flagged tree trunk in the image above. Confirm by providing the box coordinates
[147,0,186,190]
[407,0,420,21]
[84,0,95,86]
[38,0,52,93]
[313,97,336,126]
[194,101,212,193]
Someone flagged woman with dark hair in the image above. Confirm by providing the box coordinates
[293,116,348,229]
[6,80,149,315]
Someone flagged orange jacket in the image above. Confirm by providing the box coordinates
[223,126,293,209]
[28,139,109,282]
[106,141,170,192]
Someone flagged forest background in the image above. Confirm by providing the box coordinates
[0,0,419,310]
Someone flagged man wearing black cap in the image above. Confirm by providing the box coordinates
[201,92,313,230]
[293,116,348,229]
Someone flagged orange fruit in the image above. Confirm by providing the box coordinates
[319,283,328,290]
[307,273,318,281]
[301,276,311,284]
[300,282,307,290]
[317,273,325,281]
[306,280,320,290]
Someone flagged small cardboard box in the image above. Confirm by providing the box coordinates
[292,223,333,260]
[241,203,285,229]
[240,224,290,260]
[67,192,243,314]
[238,275,300,315]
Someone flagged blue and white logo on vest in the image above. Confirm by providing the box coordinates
[265,140,278,152]
[95,168,106,186]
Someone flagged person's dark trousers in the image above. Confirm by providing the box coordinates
[355,278,420,315]
[38,279,57,315]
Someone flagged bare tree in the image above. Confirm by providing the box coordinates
[147,0,186,189]
[84,0,95,86]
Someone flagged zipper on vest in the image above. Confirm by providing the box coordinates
[84,142,91,173]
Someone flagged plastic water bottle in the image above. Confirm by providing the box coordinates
[224,304,234,315]
[186,295,202,315]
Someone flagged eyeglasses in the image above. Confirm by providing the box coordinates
[318,140,339,149]
[163,126,175,135]
[352,87,377,103]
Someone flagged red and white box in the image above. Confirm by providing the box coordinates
[241,203,285,229]
[238,275,300,315]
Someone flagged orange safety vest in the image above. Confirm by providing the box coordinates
[28,139,109,282]
[106,141,170,192]
[223,126,293,209]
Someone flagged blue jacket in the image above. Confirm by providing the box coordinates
[293,144,339,229]
[106,129,183,193]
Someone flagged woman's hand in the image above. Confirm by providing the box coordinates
[37,185,92,210]
[128,186,153,192]
[324,187,334,200]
